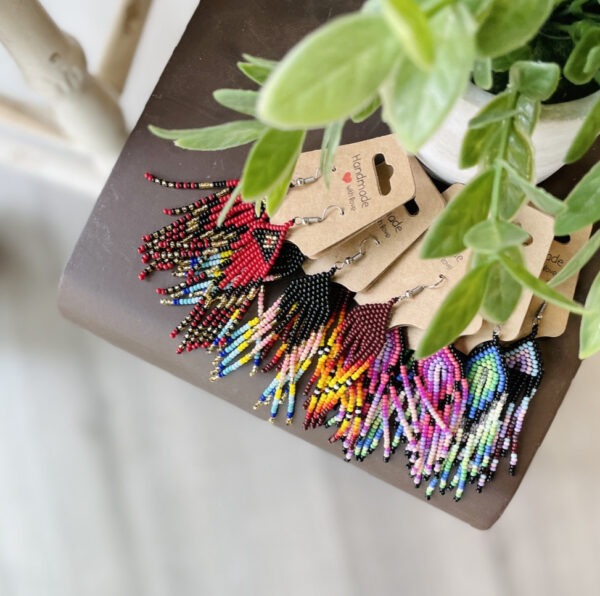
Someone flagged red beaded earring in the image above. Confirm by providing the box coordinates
[138,172,344,353]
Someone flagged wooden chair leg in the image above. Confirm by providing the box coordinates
[0,0,130,174]
[98,0,154,96]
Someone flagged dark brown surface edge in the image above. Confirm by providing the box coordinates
[58,0,599,530]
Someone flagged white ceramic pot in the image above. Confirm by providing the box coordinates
[417,83,600,185]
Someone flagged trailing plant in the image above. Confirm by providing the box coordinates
[150,0,600,359]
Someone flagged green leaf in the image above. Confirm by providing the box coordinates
[565,97,600,163]
[320,120,344,187]
[351,95,382,123]
[148,125,194,140]
[237,54,278,85]
[469,109,519,129]
[501,173,528,221]
[213,89,258,117]
[415,264,491,358]
[505,124,533,181]
[564,28,600,85]
[500,161,565,215]
[241,54,278,69]
[265,160,296,216]
[381,0,434,70]
[555,161,600,234]
[498,126,533,219]
[464,219,530,254]
[584,46,600,75]
[420,169,494,258]
[482,254,523,323]
[509,61,560,101]
[580,272,600,359]
[460,91,513,168]
[476,0,554,58]
[513,95,540,137]
[240,128,306,200]
[499,253,587,314]
[240,128,305,200]
[238,63,273,85]
[549,229,600,287]
[148,120,266,151]
[257,13,400,129]
[473,57,493,89]
[381,4,476,152]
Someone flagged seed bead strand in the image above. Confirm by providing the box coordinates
[144,171,239,190]
[342,383,365,459]
[350,329,404,462]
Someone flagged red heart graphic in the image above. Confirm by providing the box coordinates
[342,172,352,184]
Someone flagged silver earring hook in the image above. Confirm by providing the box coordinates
[291,168,321,188]
[533,302,547,329]
[334,235,380,270]
[398,274,447,301]
[293,204,345,226]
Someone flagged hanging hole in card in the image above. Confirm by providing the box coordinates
[404,198,420,217]
[555,235,571,245]
[374,153,393,196]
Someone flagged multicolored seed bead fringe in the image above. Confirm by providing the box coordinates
[303,298,397,433]
[138,174,304,353]
[137,171,545,504]
[212,269,348,424]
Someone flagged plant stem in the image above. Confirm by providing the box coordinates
[489,95,516,219]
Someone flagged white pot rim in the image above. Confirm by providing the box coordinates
[418,82,600,184]
[464,82,600,121]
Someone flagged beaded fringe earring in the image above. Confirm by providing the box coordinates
[303,276,446,461]
[212,239,381,424]
[302,239,401,430]
[306,297,545,502]
[137,169,546,503]
[420,310,543,501]
[212,266,349,423]
[384,309,544,501]
[138,173,340,353]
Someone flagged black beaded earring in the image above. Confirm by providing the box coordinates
[211,238,381,425]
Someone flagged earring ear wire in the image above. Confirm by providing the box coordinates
[293,204,345,226]
[398,273,446,301]
[334,235,380,270]
[290,168,321,187]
